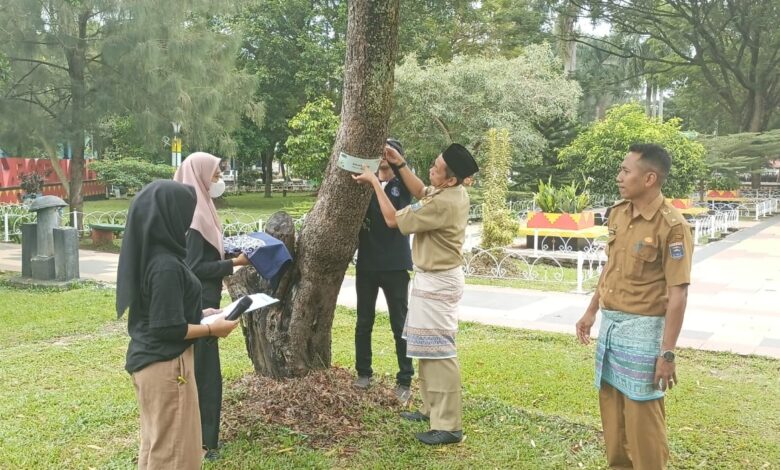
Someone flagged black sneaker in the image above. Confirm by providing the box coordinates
[353,375,372,389]
[204,448,220,461]
[400,410,430,422]
[415,430,463,445]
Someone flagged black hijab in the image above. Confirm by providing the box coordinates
[116,180,197,318]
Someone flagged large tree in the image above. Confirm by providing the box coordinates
[0,0,256,218]
[232,0,346,197]
[569,0,780,134]
[236,0,400,378]
[391,44,581,182]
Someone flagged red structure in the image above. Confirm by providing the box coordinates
[0,157,105,203]
[526,211,595,230]
[706,189,740,200]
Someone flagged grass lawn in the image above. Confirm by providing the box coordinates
[1,279,778,469]
[84,191,316,220]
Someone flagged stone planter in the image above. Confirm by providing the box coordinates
[706,189,740,200]
[666,198,692,209]
[526,211,595,230]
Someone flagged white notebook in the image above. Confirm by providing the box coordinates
[200,293,279,325]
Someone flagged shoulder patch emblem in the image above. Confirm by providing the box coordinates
[669,241,685,260]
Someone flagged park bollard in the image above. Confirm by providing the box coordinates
[29,196,68,281]
[533,230,539,256]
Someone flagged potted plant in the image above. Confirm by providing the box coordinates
[528,178,593,230]
[705,172,741,200]
[18,171,46,203]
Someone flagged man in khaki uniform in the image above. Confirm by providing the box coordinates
[576,143,693,469]
[353,143,478,445]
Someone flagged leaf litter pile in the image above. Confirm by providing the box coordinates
[221,366,401,448]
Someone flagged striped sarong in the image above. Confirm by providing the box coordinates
[403,267,464,359]
[595,309,665,401]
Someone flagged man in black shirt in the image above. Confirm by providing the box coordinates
[354,138,414,403]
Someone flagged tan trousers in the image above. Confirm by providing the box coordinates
[599,382,669,470]
[132,346,203,470]
[418,357,462,432]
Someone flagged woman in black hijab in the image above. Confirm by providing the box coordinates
[117,180,239,469]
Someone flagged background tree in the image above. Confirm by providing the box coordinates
[481,128,519,248]
[699,130,780,189]
[570,0,780,134]
[0,0,257,220]
[236,0,401,377]
[232,0,346,197]
[558,103,706,198]
[398,0,550,62]
[392,44,581,181]
[283,98,340,185]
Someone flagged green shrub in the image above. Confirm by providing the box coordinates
[558,104,706,198]
[90,158,175,193]
[481,129,520,248]
[534,177,590,213]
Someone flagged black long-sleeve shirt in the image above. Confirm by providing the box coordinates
[185,229,234,309]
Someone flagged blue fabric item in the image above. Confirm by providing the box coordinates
[595,309,665,402]
[224,232,292,291]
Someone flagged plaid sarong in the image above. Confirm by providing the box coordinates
[595,309,665,401]
[403,267,463,359]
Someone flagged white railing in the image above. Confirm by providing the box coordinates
[463,236,607,294]
[0,205,268,241]
[692,209,739,245]
[755,199,778,219]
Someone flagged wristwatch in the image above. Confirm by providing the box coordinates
[660,350,676,363]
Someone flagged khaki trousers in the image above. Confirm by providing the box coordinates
[418,357,462,432]
[132,346,203,470]
[599,381,669,470]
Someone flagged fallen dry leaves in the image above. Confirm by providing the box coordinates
[221,367,400,448]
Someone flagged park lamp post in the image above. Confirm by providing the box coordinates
[171,122,182,167]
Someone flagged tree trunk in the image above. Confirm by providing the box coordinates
[264,149,273,198]
[748,93,766,189]
[224,212,297,377]
[64,10,90,231]
[229,0,400,378]
[281,160,288,198]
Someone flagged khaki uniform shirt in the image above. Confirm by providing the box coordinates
[598,193,693,316]
[395,185,469,271]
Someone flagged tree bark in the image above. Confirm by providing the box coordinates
[229,0,400,378]
[225,212,297,377]
[264,149,273,198]
[64,10,90,230]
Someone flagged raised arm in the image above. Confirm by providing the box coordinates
[385,145,426,200]
[353,166,399,228]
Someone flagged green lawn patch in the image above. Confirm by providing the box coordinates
[84,192,316,221]
[0,281,777,468]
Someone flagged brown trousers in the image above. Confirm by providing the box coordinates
[132,346,203,470]
[418,357,462,432]
[599,382,669,470]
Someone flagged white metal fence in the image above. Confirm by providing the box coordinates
[462,234,607,293]
[0,205,270,242]
[691,209,740,245]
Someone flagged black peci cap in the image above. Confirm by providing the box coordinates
[442,143,478,179]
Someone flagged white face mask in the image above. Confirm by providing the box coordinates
[209,178,226,198]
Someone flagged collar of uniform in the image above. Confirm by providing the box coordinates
[624,193,664,221]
